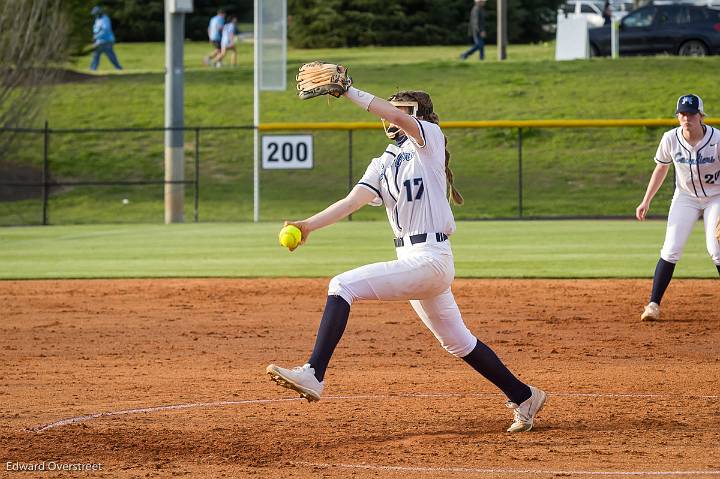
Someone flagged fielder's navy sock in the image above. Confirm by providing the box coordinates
[461,339,531,405]
[716,264,720,276]
[650,258,676,305]
[308,295,350,382]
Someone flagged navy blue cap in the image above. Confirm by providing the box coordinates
[675,94,704,115]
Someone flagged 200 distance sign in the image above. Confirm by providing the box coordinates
[262,135,313,169]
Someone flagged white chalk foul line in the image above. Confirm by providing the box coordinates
[300,462,720,476]
[28,390,720,433]
[28,398,303,433]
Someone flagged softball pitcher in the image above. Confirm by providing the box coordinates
[266,62,547,433]
[636,94,720,321]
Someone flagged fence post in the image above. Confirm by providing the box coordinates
[348,129,353,222]
[194,127,200,223]
[42,120,49,225]
[517,127,523,219]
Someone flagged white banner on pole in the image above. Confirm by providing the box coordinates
[254,0,287,222]
[259,0,287,91]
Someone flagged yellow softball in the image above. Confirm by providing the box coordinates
[278,225,302,250]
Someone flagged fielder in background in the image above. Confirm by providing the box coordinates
[267,62,547,433]
[636,94,720,321]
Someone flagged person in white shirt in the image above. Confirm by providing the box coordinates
[266,71,547,433]
[215,17,239,67]
[636,94,720,321]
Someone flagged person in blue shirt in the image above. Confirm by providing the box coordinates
[204,9,226,66]
[90,6,122,71]
[90,6,122,70]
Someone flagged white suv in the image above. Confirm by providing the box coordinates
[563,0,634,27]
[564,0,605,27]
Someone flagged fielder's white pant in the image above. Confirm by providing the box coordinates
[328,240,477,358]
[660,189,720,265]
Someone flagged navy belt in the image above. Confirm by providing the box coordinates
[394,232,448,247]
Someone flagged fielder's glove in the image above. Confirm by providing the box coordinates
[715,217,720,242]
[296,61,352,100]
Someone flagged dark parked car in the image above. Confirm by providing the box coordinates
[589,4,720,56]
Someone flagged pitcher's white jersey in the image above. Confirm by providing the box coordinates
[655,125,720,198]
[357,118,456,238]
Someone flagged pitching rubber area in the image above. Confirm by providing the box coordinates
[2,278,719,478]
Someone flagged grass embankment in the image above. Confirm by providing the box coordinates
[1,221,717,279]
[2,43,719,225]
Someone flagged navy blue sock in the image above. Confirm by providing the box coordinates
[461,339,531,405]
[650,258,676,305]
[308,295,350,382]
[716,264,720,276]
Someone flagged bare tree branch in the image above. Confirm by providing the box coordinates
[0,0,69,151]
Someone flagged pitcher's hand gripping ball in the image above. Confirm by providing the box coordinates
[279,225,302,251]
[296,61,352,100]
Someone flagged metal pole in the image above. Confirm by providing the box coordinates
[518,127,523,218]
[497,0,508,60]
[42,120,49,225]
[194,127,199,223]
[164,2,185,223]
[348,130,353,222]
[253,0,260,222]
[611,17,620,58]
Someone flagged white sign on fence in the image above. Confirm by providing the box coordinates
[555,13,589,61]
[262,135,313,169]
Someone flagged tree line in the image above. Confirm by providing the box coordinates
[288,0,564,47]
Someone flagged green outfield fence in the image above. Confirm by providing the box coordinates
[1,118,718,225]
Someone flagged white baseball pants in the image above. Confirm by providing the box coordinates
[660,190,720,264]
[328,241,477,358]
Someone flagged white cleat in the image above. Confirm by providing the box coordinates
[640,302,660,321]
[506,385,547,433]
[266,363,324,402]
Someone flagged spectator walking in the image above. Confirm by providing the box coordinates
[460,0,486,61]
[215,16,239,67]
[603,0,613,25]
[205,9,225,66]
[90,5,122,71]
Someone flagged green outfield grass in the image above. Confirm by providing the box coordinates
[1,221,717,279]
[3,42,720,225]
[54,41,720,126]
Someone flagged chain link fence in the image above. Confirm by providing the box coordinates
[0,122,677,225]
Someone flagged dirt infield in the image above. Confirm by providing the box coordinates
[1,278,719,478]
